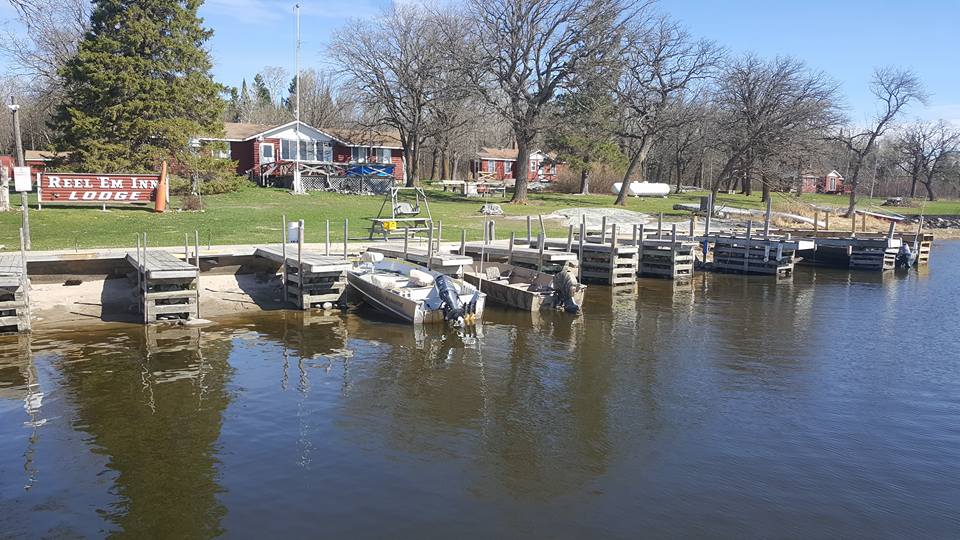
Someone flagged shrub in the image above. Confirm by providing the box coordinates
[182,193,204,211]
[169,173,251,195]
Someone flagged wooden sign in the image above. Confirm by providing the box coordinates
[37,162,169,212]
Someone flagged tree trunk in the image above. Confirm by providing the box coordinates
[761,172,770,203]
[909,171,919,198]
[440,149,448,180]
[674,153,683,193]
[616,138,652,206]
[844,158,864,217]
[922,176,936,201]
[510,137,531,204]
[404,138,419,188]
[451,152,460,181]
[428,148,438,181]
[579,168,590,195]
[0,165,10,212]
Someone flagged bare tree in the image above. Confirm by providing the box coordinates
[330,3,450,186]
[709,55,841,200]
[285,69,354,128]
[1,0,88,86]
[611,15,721,205]
[835,67,925,216]
[466,0,635,203]
[916,121,960,201]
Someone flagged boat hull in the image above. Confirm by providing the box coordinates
[463,263,585,312]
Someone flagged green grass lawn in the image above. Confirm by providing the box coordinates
[2,186,957,251]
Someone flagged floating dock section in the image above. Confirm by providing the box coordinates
[364,244,472,275]
[127,249,200,323]
[0,254,30,334]
[458,241,578,273]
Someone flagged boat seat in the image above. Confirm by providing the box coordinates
[485,267,501,281]
[408,269,435,287]
[371,274,400,290]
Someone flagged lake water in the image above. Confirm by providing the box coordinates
[2,241,959,539]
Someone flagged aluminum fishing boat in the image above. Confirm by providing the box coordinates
[462,262,584,313]
[347,254,485,325]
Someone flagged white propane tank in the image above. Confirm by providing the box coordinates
[287,221,301,242]
[611,181,671,197]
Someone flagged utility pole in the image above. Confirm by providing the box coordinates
[9,95,30,249]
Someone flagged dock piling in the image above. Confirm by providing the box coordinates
[343,219,348,260]
[600,216,608,244]
[526,216,532,244]
[657,213,664,240]
[566,225,574,253]
[508,232,516,265]
[763,197,772,239]
[460,229,466,256]
[325,220,330,256]
[578,222,585,281]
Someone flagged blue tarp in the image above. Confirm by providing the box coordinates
[346,165,395,177]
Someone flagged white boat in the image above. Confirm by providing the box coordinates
[462,262,585,313]
[347,254,485,325]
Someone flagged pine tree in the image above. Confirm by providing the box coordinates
[53,0,225,172]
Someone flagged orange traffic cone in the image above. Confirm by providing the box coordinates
[155,161,168,213]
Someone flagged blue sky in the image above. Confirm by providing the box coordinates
[2,0,957,123]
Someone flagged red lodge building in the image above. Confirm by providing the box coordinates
[199,121,406,182]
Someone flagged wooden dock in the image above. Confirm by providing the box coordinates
[458,241,577,273]
[706,235,808,277]
[126,250,200,323]
[364,244,472,275]
[0,254,30,334]
[530,237,638,285]
[801,237,901,271]
[255,246,351,309]
[637,239,696,280]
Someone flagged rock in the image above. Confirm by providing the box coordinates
[480,204,503,216]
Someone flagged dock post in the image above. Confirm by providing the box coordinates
[887,221,896,240]
[488,220,494,243]
[483,220,489,244]
[578,222,585,282]
[427,223,435,269]
[825,212,830,231]
[566,225,574,253]
[437,220,443,251]
[814,209,819,234]
[705,193,712,236]
[538,214,546,237]
[657,213,663,240]
[526,216,532,244]
[632,224,639,245]
[861,213,867,232]
[184,233,189,261]
[851,213,857,238]
[194,230,201,317]
[325,220,330,256]
[671,223,677,246]
[763,197,772,239]
[537,232,545,271]
[508,232,516,265]
[136,234,142,308]
[297,220,305,309]
[689,215,696,241]
[609,223,618,284]
[600,216,607,244]
[343,219,349,260]
[460,229,466,256]
[744,220,753,271]
[403,227,409,259]
[281,215,288,289]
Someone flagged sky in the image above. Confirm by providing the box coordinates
[2,0,958,124]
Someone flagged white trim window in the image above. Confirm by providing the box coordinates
[486,160,495,173]
[351,147,367,163]
[376,148,391,163]
[505,161,512,175]
[322,143,333,162]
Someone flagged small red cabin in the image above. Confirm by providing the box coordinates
[471,147,560,182]
[796,170,847,194]
[199,121,406,182]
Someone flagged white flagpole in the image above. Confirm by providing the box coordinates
[292,3,303,193]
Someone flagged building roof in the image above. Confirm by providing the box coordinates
[222,122,277,141]
[213,121,402,148]
[24,150,69,162]
[319,127,402,149]
[476,147,557,161]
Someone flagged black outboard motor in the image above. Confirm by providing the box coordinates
[435,274,466,326]
[552,267,582,314]
[895,242,916,269]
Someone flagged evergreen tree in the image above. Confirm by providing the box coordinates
[547,89,623,195]
[53,0,225,172]
[252,74,271,108]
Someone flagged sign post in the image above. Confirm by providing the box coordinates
[8,96,30,249]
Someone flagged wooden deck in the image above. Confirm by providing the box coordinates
[458,241,577,273]
[365,244,472,275]
[255,246,350,309]
[530,237,639,285]
[127,250,199,323]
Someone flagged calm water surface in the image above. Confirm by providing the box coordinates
[2,241,959,539]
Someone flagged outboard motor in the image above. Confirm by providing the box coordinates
[895,242,916,269]
[552,266,582,314]
[435,274,466,326]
